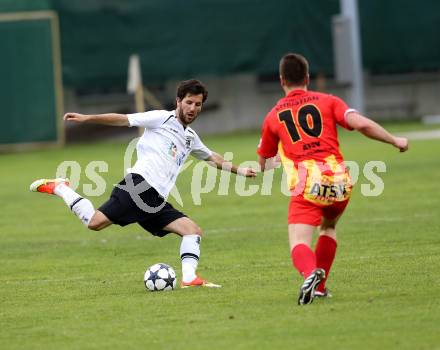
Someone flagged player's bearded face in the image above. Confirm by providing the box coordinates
[177,93,203,126]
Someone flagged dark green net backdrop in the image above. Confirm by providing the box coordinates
[1,0,439,90]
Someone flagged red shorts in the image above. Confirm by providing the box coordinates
[288,196,350,226]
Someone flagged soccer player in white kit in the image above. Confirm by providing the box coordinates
[30,79,256,288]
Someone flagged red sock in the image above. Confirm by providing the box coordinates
[315,235,337,292]
[291,244,316,278]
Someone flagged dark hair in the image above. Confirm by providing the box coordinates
[279,53,309,86]
[176,79,208,103]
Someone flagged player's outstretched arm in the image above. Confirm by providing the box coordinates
[63,112,129,127]
[206,152,257,177]
[346,112,409,152]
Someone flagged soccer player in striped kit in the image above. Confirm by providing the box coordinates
[257,54,408,304]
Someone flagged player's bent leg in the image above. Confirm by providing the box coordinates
[163,217,221,288]
[30,177,97,228]
[87,210,113,231]
[162,217,202,237]
[319,215,340,240]
[288,224,315,251]
[288,224,316,277]
[288,224,323,305]
[314,215,341,296]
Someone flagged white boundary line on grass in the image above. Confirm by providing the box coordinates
[396,129,440,140]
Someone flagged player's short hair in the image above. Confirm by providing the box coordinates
[177,79,208,103]
[279,53,309,86]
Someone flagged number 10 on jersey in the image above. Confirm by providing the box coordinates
[278,104,323,143]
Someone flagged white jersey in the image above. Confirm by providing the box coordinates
[126,110,212,198]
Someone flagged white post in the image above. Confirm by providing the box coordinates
[127,54,145,113]
[340,0,364,113]
[127,54,145,135]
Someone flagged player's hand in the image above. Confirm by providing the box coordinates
[237,167,257,177]
[63,112,89,123]
[393,137,409,152]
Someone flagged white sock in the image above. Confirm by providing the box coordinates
[54,183,81,207]
[180,234,201,283]
[70,198,96,227]
[54,183,95,227]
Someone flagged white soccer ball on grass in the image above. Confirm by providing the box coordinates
[144,263,177,291]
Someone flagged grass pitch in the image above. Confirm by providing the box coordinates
[1,122,439,349]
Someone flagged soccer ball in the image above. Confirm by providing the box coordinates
[144,263,177,291]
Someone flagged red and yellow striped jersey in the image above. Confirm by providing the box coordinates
[257,89,354,205]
